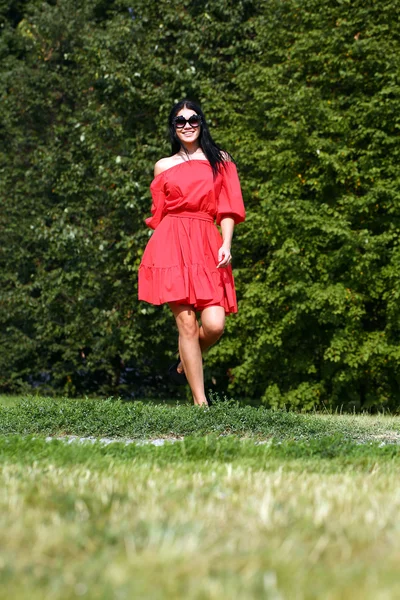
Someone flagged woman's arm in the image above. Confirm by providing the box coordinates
[217,216,235,268]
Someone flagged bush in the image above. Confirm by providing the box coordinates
[1,0,400,409]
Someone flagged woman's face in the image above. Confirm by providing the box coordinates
[174,107,201,147]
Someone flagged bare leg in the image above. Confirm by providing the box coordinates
[199,306,226,353]
[169,303,207,406]
[176,304,225,369]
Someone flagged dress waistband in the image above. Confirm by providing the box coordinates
[166,211,214,223]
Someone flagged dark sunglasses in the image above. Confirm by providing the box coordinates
[173,115,202,129]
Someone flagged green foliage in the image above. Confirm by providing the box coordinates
[1,0,400,408]
[208,0,400,411]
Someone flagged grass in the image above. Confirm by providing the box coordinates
[1,394,400,442]
[0,394,22,407]
[1,435,400,599]
[1,395,400,599]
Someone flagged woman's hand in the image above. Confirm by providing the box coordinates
[218,216,234,268]
[217,245,232,268]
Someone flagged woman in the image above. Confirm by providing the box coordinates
[138,99,245,407]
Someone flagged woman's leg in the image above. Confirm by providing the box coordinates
[169,303,208,406]
[175,305,226,369]
[198,306,226,353]
[175,304,225,385]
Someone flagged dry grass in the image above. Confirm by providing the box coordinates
[1,437,400,599]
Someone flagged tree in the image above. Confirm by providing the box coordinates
[1,0,400,410]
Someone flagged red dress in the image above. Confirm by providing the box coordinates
[138,159,245,313]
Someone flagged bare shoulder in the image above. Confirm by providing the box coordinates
[220,150,234,163]
[154,156,178,177]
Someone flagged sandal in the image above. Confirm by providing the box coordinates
[168,356,188,385]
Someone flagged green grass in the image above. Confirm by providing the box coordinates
[1,394,400,442]
[0,394,22,407]
[2,433,400,466]
[1,395,400,598]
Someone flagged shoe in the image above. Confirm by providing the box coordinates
[168,356,187,385]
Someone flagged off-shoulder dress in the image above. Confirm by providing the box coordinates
[138,159,245,314]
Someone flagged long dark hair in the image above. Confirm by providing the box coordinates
[168,99,233,178]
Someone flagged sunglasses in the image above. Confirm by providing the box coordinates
[173,115,202,129]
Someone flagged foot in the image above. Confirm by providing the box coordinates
[194,400,209,408]
[194,394,212,407]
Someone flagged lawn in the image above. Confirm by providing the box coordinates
[1,395,399,599]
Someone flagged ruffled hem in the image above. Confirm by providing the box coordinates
[138,262,237,314]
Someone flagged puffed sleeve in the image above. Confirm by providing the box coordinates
[145,173,166,230]
[216,161,246,226]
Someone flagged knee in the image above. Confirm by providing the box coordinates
[178,318,199,340]
[203,320,225,341]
